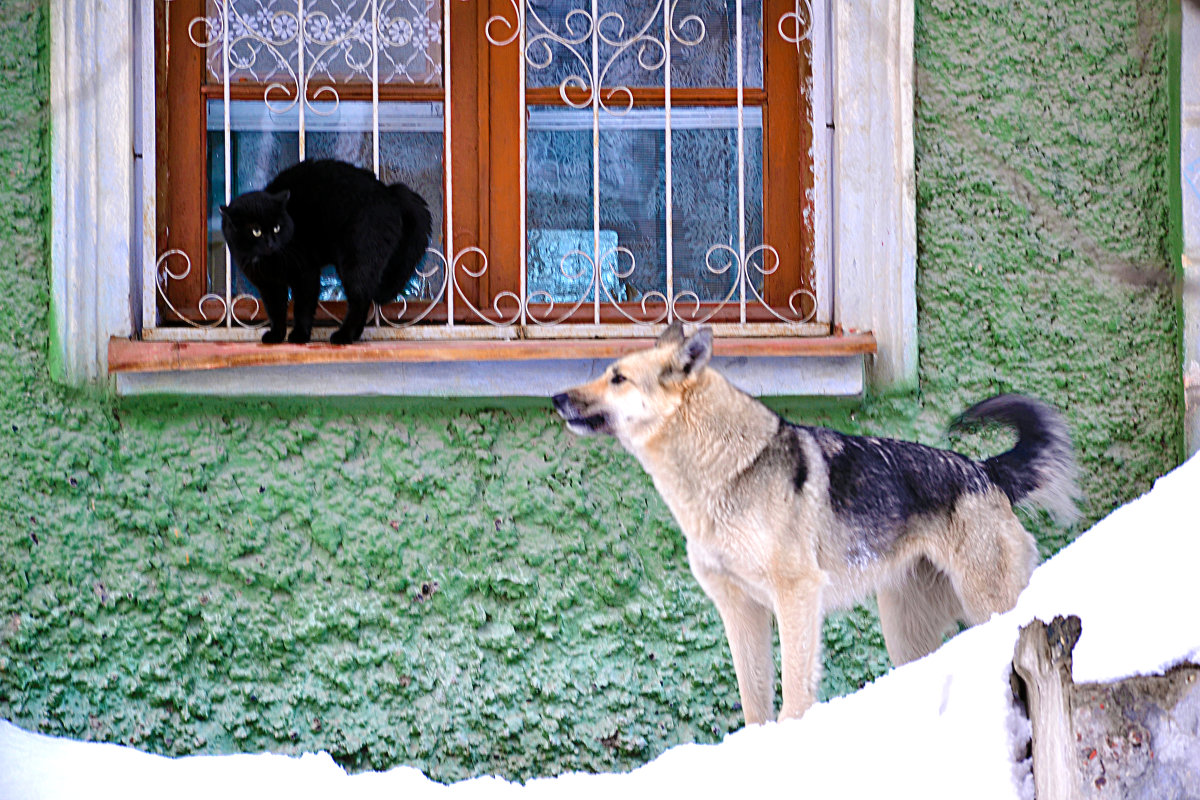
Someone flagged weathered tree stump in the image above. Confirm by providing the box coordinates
[1013,616,1200,800]
[1014,615,1085,800]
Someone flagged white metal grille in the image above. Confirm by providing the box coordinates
[151,0,823,341]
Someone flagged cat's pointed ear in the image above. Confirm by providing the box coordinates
[218,205,230,218]
[274,190,291,207]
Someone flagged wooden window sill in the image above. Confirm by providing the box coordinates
[109,334,876,374]
[107,334,876,397]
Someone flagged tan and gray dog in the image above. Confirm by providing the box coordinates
[553,322,1078,725]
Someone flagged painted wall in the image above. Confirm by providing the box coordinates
[0,0,1183,784]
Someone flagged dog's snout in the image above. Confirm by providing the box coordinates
[551,392,572,416]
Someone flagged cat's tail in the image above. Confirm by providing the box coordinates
[375,183,434,304]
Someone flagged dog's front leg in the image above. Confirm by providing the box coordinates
[774,577,824,721]
[691,563,775,725]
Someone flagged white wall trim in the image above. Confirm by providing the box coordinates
[1182,0,1200,456]
[50,0,137,383]
[114,355,864,398]
[830,0,918,389]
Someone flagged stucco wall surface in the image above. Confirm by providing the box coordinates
[0,0,1184,784]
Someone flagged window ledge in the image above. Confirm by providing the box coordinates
[109,334,876,372]
[108,334,875,398]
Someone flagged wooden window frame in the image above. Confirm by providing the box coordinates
[155,0,819,334]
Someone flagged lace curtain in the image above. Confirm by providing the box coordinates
[525,0,762,90]
[203,0,442,86]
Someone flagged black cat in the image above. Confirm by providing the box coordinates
[219,159,433,345]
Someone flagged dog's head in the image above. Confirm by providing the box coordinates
[552,321,713,446]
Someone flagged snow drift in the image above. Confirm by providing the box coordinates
[3,453,1198,800]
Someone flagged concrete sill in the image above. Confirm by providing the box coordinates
[108,334,876,398]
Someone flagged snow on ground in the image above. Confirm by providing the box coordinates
[3,453,1198,800]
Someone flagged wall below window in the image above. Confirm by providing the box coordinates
[0,0,1185,784]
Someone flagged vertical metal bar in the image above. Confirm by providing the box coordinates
[223,0,233,327]
[735,0,746,323]
[663,0,673,322]
[823,0,836,327]
[591,0,600,325]
[370,0,381,328]
[297,0,306,160]
[371,0,380,177]
[444,0,454,327]
[519,0,528,326]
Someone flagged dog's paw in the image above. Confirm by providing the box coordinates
[286,329,311,345]
[261,328,286,344]
[329,329,357,346]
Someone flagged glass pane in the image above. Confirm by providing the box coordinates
[525,0,762,92]
[526,105,762,306]
[670,110,763,302]
[204,0,442,86]
[525,117,601,304]
[206,100,444,302]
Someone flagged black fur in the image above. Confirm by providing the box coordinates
[737,419,810,495]
[952,394,1076,517]
[761,394,1075,556]
[806,426,993,556]
[813,428,992,522]
[789,429,809,493]
[219,159,432,345]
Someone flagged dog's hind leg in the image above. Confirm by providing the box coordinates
[691,563,776,725]
[877,557,963,665]
[939,497,1038,626]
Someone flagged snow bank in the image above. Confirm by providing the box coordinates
[1012,451,1200,683]
[3,454,1198,800]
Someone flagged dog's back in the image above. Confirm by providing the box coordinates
[798,394,1077,574]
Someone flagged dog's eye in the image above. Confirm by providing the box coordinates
[251,226,262,238]
[610,372,626,385]
[272,224,281,234]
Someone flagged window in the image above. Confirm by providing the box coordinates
[153,0,822,338]
[51,0,913,394]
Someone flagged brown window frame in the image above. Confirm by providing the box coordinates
[156,0,816,334]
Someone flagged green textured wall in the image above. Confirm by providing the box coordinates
[0,0,1183,784]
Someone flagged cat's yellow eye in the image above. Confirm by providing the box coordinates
[273,224,281,234]
[251,227,262,237]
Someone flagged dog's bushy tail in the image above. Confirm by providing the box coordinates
[952,394,1080,525]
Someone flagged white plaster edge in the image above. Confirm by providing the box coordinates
[809,0,834,326]
[1183,0,1200,456]
[830,0,918,389]
[50,0,136,383]
[113,355,866,398]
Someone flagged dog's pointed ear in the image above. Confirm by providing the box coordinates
[669,327,713,377]
[656,320,685,347]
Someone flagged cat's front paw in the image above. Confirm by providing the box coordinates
[261,328,286,344]
[287,329,311,345]
[329,329,358,345]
